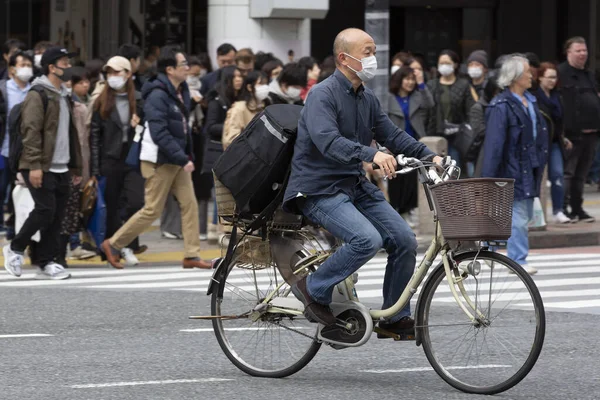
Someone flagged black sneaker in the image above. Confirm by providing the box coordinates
[291,277,337,326]
[578,210,596,223]
[377,316,416,340]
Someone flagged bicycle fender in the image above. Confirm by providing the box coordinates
[414,261,445,347]
[206,257,225,296]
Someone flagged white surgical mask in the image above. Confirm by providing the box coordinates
[468,66,483,79]
[15,67,33,83]
[65,87,72,95]
[438,64,454,77]
[345,53,378,82]
[390,65,400,75]
[107,76,126,91]
[285,86,302,100]
[186,75,201,90]
[254,84,270,102]
[34,54,42,69]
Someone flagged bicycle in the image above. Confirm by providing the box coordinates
[194,156,545,395]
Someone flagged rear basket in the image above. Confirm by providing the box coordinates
[430,178,514,241]
[214,173,236,226]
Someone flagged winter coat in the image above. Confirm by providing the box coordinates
[481,89,549,200]
[387,85,434,139]
[141,73,192,166]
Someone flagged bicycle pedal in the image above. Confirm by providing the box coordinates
[374,326,415,341]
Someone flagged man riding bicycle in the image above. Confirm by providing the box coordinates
[283,28,443,338]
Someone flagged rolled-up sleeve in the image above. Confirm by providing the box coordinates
[373,98,435,160]
[305,88,377,164]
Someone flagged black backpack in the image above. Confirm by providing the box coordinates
[213,104,303,217]
[8,86,48,173]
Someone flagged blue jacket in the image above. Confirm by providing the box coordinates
[142,74,192,166]
[283,69,435,212]
[482,89,549,200]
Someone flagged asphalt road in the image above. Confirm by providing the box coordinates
[1,253,600,400]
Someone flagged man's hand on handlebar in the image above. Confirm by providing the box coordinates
[373,151,398,179]
[433,155,444,167]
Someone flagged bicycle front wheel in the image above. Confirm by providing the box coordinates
[417,250,545,395]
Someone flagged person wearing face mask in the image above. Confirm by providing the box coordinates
[265,62,307,106]
[199,66,243,243]
[90,56,145,267]
[222,70,268,149]
[298,56,321,101]
[466,50,488,98]
[3,46,83,280]
[32,41,53,78]
[386,64,435,227]
[0,51,33,237]
[426,49,477,171]
[284,28,443,333]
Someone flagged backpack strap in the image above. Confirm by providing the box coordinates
[30,85,49,113]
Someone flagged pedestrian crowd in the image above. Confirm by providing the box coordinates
[0,34,598,279]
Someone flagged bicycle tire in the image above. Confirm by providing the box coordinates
[416,250,545,395]
[211,254,321,378]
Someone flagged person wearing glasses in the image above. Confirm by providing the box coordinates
[101,45,211,270]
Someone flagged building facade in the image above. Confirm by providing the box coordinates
[0,0,598,72]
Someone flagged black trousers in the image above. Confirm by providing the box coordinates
[101,156,144,250]
[11,171,71,267]
[564,133,598,214]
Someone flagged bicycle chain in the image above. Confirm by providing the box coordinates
[272,320,319,341]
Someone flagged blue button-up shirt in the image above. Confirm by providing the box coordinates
[283,69,435,212]
[511,91,537,140]
[2,79,31,157]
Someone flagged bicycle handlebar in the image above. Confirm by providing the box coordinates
[372,155,459,184]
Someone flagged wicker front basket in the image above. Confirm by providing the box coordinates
[430,178,514,241]
[220,235,272,270]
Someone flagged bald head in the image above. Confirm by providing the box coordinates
[333,28,374,65]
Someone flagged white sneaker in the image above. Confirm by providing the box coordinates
[199,233,208,241]
[3,244,24,277]
[69,246,97,260]
[509,265,538,275]
[553,211,572,224]
[121,248,139,266]
[35,263,71,280]
[162,231,181,240]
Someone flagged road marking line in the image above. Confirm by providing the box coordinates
[71,378,232,389]
[0,334,53,338]
[361,364,512,374]
[516,299,600,308]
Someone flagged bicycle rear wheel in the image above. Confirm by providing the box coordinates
[417,250,545,394]
[211,252,321,378]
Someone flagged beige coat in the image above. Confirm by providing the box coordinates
[72,101,91,182]
[222,100,261,149]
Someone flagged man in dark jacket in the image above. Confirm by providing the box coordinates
[558,36,600,222]
[3,47,82,280]
[482,54,548,274]
[101,45,211,270]
[284,28,442,335]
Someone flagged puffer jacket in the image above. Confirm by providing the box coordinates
[481,89,549,200]
[90,91,144,176]
[426,77,476,136]
[141,74,192,166]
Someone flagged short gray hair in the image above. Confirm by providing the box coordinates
[497,54,529,89]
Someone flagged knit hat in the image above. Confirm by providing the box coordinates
[467,50,489,69]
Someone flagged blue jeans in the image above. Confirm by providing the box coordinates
[300,184,417,323]
[507,198,533,265]
[448,145,461,170]
[548,143,565,214]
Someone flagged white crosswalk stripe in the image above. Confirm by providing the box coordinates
[1,252,600,314]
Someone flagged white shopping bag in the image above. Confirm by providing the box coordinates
[13,185,40,242]
[139,121,158,163]
[528,197,546,229]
